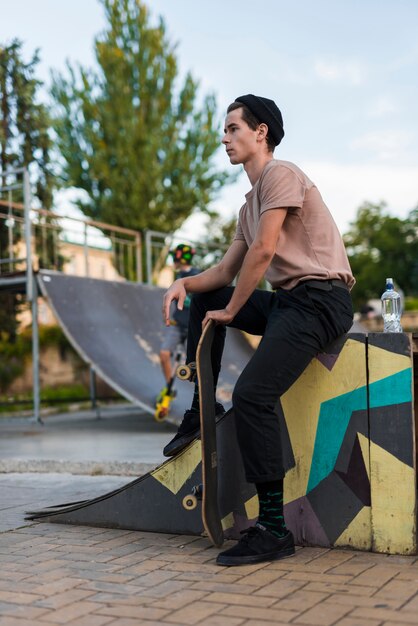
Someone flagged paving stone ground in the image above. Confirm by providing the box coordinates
[1,408,418,625]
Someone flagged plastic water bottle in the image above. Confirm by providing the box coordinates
[381,278,402,332]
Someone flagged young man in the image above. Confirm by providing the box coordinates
[162,94,355,566]
[158,244,200,400]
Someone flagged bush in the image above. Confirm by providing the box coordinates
[0,325,81,392]
[404,297,418,311]
[0,331,32,392]
[0,383,90,414]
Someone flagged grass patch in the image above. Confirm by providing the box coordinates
[0,383,122,415]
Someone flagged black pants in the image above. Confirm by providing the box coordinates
[186,282,354,483]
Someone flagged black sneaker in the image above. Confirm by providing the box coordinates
[216,523,295,566]
[163,403,225,458]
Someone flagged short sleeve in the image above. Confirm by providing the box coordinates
[233,209,246,241]
[259,164,305,214]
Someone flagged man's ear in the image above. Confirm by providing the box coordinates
[257,123,268,141]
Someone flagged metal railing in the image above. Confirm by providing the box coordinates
[0,167,144,422]
[144,229,228,284]
[0,167,234,422]
[0,176,143,283]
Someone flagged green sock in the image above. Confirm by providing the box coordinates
[256,479,287,538]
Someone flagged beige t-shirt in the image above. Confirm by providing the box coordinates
[234,159,355,290]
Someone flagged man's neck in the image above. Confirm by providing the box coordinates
[244,153,274,186]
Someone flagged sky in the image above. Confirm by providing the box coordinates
[1,0,418,238]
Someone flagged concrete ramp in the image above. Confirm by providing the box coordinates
[37,271,254,420]
[26,408,258,540]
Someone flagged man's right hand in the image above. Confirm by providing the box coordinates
[163,279,186,326]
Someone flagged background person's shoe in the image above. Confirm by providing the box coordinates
[216,524,295,566]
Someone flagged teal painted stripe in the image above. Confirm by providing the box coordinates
[307,367,412,494]
[307,386,367,494]
[369,367,412,408]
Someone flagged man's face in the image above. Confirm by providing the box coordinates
[222,108,259,165]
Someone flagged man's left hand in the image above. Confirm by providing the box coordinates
[202,308,234,328]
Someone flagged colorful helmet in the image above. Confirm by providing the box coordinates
[171,243,195,265]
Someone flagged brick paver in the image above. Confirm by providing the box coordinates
[0,523,418,625]
[1,473,418,625]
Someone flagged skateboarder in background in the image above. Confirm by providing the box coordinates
[162,94,355,566]
[157,244,200,403]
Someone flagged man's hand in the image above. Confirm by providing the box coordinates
[202,308,234,328]
[163,279,186,326]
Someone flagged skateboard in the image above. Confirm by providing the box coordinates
[178,319,224,548]
[154,386,175,422]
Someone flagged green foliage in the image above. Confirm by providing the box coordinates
[0,293,21,343]
[0,40,57,335]
[343,202,418,310]
[39,383,90,402]
[0,39,55,207]
[0,328,31,392]
[0,383,91,414]
[0,324,81,393]
[404,297,418,311]
[51,0,234,234]
[190,214,236,269]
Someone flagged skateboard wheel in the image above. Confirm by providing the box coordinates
[182,494,198,510]
[176,362,196,381]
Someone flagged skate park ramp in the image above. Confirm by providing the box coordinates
[26,407,259,540]
[37,270,254,421]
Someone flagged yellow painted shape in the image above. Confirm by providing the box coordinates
[245,494,259,520]
[221,512,234,531]
[282,339,367,502]
[151,440,201,495]
[334,506,372,551]
[368,343,411,385]
[369,439,416,554]
[357,433,371,481]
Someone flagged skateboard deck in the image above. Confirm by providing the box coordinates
[194,319,224,547]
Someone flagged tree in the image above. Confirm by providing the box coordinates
[51,0,233,234]
[193,214,237,269]
[0,39,54,208]
[343,202,418,310]
[0,39,55,340]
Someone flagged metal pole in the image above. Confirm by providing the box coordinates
[135,232,142,283]
[22,168,41,423]
[31,275,42,423]
[145,230,152,284]
[89,366,100,419]
[23,169,33,301]
[7,189,14,272]
[83,222,89,276]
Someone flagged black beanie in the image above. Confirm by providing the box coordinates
[235,94,285,146]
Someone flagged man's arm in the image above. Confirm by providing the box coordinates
[203,208,288,326]
[163,239,248,325]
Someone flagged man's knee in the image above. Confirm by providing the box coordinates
[232,378,256,411]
